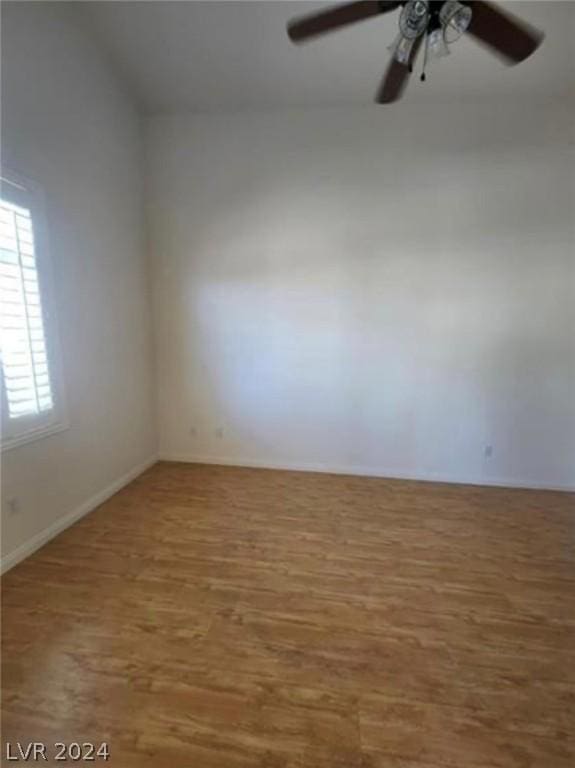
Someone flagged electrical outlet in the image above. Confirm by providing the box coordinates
[484,445,493,459]
[6,497,21,516]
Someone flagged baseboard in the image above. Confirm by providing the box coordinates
[3,452,569,575]
[159,452,575,493]
[1,455,158,574]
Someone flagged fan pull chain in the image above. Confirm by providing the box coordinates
[420,30,430,82]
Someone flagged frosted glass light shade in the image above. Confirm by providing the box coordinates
[399,1,430,40]
[388,33,416,65]
[440,1,472,44]
[428,28,450,59]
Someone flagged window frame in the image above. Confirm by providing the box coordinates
[0,169,68,451]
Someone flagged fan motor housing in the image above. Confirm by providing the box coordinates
[384,1,464,33]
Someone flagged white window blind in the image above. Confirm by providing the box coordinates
[0,172,67,450]
[0,199,54,418]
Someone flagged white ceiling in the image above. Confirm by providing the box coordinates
[78,1,575,113]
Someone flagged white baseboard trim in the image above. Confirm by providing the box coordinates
[1,455,158,574]
[159,452,575,493]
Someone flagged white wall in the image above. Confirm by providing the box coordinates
[146,102,575,490]
[1,3,157,566]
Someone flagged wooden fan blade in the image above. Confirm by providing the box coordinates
[375,34,422,104]
[288,1,400,43]
[466,1,544,64]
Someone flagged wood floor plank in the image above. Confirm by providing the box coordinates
[2,461,574,766]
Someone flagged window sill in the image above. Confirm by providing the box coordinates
[1,419,70,452]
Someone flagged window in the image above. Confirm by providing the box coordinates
[0,172,67,449]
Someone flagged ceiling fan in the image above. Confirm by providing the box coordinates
[287,1,544,104]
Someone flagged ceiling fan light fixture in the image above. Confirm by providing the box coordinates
[399,0,430,40]
[439,1,473,44]
[286,0,544,106]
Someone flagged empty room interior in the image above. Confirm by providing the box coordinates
[1,0,574,765]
